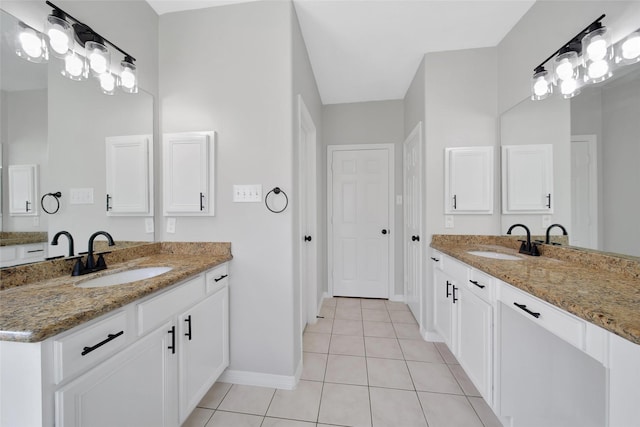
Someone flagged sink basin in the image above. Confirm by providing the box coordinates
[467,251,522,261]
[76,266,173,288]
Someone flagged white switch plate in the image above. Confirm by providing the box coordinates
[166,217,176,233]
[233,185,262,202]
[445,215,454,229]
[542,215,552,228]
[70,188,94,205]
[145,218,154,233]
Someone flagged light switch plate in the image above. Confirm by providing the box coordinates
[233,185,262,202]
[70,188,94,205]
[445,215,454,229]
[145,218,154,233]
[166,217,176,233]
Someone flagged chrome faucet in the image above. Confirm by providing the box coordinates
[506,224,540,256]
[51,231,74,257]
[85,231,115,271]
[545,223,568,245]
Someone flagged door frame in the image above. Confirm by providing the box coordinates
[570,134,598,249]
[327,143,395,299]
[297,95,318,329]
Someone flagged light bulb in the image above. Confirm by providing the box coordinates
[100,73,116,94]
[19,28,43,59]
[120,68,135,89]
[47,27,70,55]
[587,60,610,81]
[560,78,578,98]
[555,59,574,81]
[90,52,108,74]
[586,37,607,61]
[621,33,640,60]
[65,53,84,77]
[533,78,549,97]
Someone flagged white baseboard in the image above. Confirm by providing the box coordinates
[218,369,299,390]
[424,330,444,342]
[389,294,405,302]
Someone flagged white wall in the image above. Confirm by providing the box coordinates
[322,100,405,297]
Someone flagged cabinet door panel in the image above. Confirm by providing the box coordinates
[8,164,37,216]
[433,269,453,347]
[105,135,152,215]
[502,144,553,213]
[445,147,493,214]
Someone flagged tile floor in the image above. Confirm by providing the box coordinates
[183,297,503,427]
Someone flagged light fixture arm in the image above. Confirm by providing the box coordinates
[533,13,605,73]
[45,1,136,62]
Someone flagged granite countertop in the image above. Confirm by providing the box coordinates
[0,243,232,343]
[0,231,48,247]
[431,235,640,346]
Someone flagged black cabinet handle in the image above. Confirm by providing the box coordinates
[168,326,176,353]
[25,201,31,212]
[106,194,112,211]
[431,257,440,262]
[453,194,457,210]
[81,331,124,356]
[304,235,312,242]
[546,193,551,209]
[27,249,45,253]
[469,280,485,289]
[412,235,420,242]
[452,285,459,303]
[514,302,541,318]
[199,192,205,211]
[214,274,228,282]
[446,280,452,298]
[381,229,389,235]
[184,315,192,341]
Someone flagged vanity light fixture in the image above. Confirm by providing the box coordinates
[14,1,138,95]
[531,15,638,101]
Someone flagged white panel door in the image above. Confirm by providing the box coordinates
[331,148,390,298]
[403,124,423,320]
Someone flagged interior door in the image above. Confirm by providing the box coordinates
[330,147,391,298]
[571,135,598,249]
[403,124,423,321]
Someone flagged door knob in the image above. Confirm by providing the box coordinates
[381,229,389,235]
[412,235,420,242]
[304,235,312,242]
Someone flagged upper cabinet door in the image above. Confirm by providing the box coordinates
[444,147,494,214]
[502,144,553,214]
[8,164,38,216]
[105,135,153,216]
[163,131,215,216]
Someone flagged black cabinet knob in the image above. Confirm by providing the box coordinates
[381,229,388,235]
[412,235,420,242]
[304,235,312,242]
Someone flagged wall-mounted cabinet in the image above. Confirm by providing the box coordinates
[8,164,38,216]
[502,144,553,214]
[105,135,153,216]
[444,147,493,214]
[163,132,215,216]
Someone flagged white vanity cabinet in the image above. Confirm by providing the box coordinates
[8,164,38,216]
[163,131,215,216]
[501,144,553,213]
[444,147,494,214]
[0,242,47,267]
[105,135,153,216]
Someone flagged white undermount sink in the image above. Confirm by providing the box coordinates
[75,266,173,288]
[467,250,523,261]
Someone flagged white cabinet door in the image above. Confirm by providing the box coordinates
[163,132,215,216]
[105,135,153,216]
[457,286,493,405]
[502,144,553,213]
[444,147,493,214]
[8,164,37,216]
[55,321,178,427]
[433,269,454,349]
[178,285,229,423]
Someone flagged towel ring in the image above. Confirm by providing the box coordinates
[41,192,62,214]
[265,187,288,213]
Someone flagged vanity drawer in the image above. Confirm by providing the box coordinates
[205,263,229,294]
[500,283,585,350]
[54,310,129,384]
[467,268,494,304]
[137,274,205,336]
[430,250,443,271]
[442,254,469,283]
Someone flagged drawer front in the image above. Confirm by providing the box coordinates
[137,275,205,336]
[499,282,585,350]
[19,243,47,260]
[442,255,469,283]
[54,310,128,384]
[430,250,443,271]
[205,263,229,294]
[467,268,494,304]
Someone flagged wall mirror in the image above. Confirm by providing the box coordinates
[500,59,640,259]
[1,8,155,260]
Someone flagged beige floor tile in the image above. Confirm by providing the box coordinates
[325,354,368,385]
[449,364,481,396]
[336,297,361,309]
[182,407,214,427]
[335,307,363,320]
[217,384,275,415]
[364,337,403,359]
[300,352,327,381]
[318,305,335,319]
[205,410,264,427]
[386,301,410,311]
[406,361,463,394]
[329,334,365,356]
[393,323,422,339]
[370,387,427,427]
[398,339,444,363]
[362,308,391,322]
[322,298,337,307]
[360,299,387,310]
[266,380,322,422]
[304,318,333,334]
[390,310,418,324]
[418,392,484,427]
[367,357,414,390]
[303,332,331,353]
[318,383,371,427]
[262,418,316,427]
[363,321,396,338]
[198,382,233,409]
[332,319,364,336]
[434,342,459,364]
[468,396,503,427]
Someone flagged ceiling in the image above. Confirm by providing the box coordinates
[153,1,535,104]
